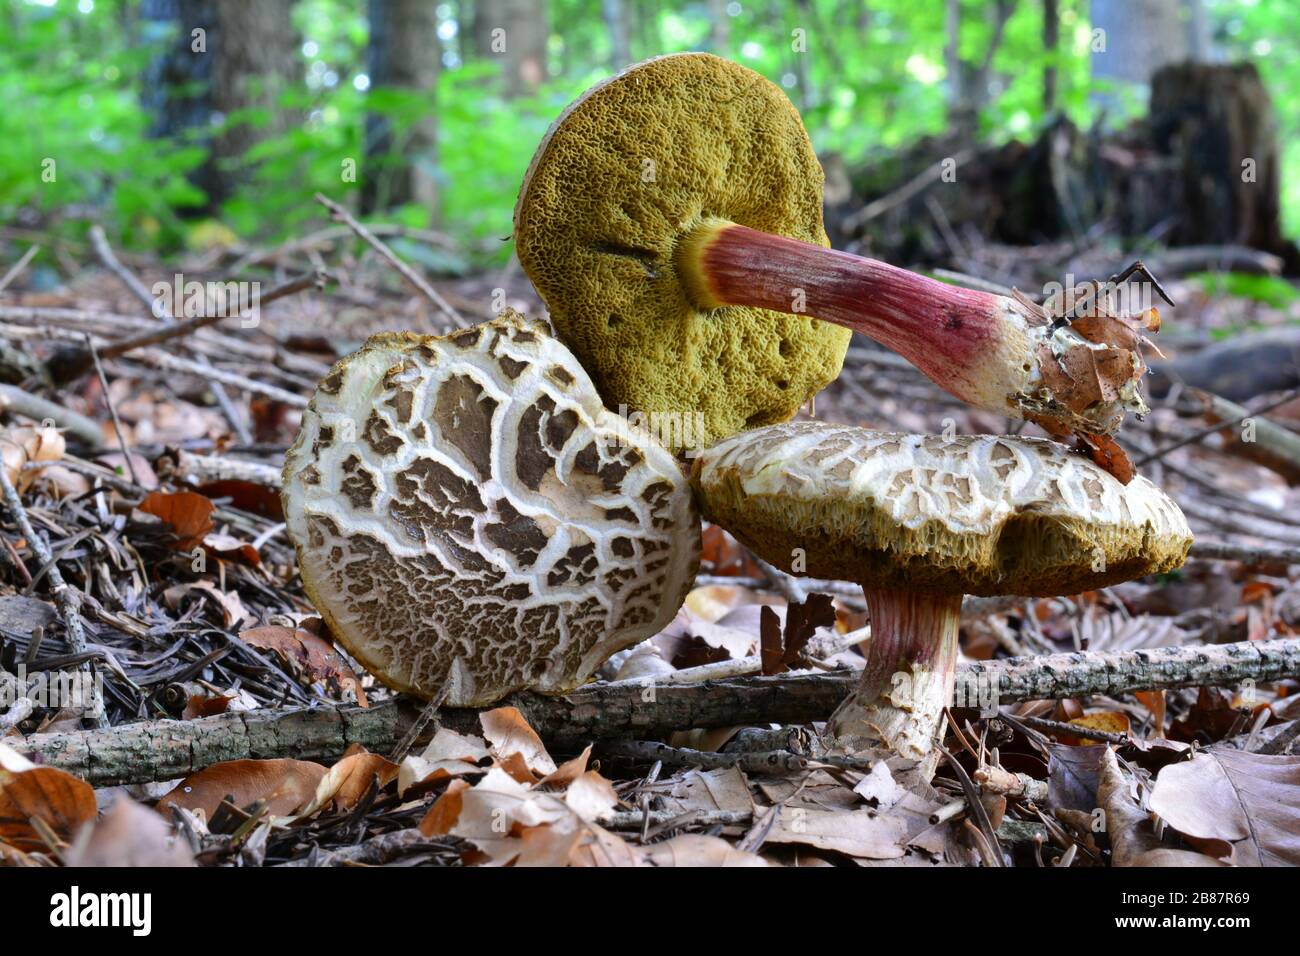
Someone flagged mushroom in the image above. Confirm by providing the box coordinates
[690,421,1192,774]
[515,53,1157,462]
[281,310,701,706]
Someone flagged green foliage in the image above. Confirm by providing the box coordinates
[0,0,207,247]
[1192,271,1300,308]
[1,0,1298,262]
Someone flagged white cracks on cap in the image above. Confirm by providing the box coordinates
[282,310,702,707]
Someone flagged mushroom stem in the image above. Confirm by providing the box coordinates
[678,218,1144,437]
[827,588,963,774]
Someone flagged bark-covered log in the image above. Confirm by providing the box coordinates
[15,638,1300,787]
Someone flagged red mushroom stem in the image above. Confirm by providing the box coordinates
[678,217,1149,442]
[828,588,963,770]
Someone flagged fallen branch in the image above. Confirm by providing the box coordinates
[17,638,1299,786]
[1189,539,1300,566]
[0,384,103,446]
[314,193,462,327]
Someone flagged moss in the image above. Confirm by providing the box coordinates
[514,53,850,453]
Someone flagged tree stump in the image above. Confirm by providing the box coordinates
[1149,61,1299,271]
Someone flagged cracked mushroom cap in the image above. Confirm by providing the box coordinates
[514,52,851,453]
[691,421,1191,597]
[282,311,701,706]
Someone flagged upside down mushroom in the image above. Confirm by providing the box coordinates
[690,421,1192,776]
[515,53,1162,470]
[282,311,701,706]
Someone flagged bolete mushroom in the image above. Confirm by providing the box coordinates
[515,53,1159,465]
[690,421,1192,773]
[282,310,701,706]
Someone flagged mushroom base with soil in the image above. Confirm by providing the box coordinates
[826,589,962,774]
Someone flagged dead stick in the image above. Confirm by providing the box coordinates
[0,462,106,727]
[0,244,40,294]
[98,271,322,360]
[84,334,138,485]
[0,384,102,446]
[17,638,1300,786]
[1189,540,1300,566]
[314,192,462,326]
[88,225,251,443]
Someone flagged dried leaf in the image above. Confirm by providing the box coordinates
[196,479,284,521]
[480,707,557,777]
[156,758,327,820]
[765,807,909,860]
[64,799,194,867]
[0,760,97,851]
[1099,747,1226,867]
[297,750,399,818]
[0,426,65,493]
[1077,431,1135,485]
[137,490,214,551]
[760,593,836,675]
[239,625,367,706]
[1047,742,1107,811]
[1149,749,1300,866]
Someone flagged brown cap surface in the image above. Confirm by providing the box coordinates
[282,311,701,705]
[514,53,850,453]
[691,421,1191,597]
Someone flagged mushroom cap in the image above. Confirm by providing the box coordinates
[691,422,1191,597]
[282,311,701,706]
[514,52,851,453]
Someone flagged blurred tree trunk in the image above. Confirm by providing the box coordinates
[473,0,548,96]
[141,0,297,209]
[210,0,299,201]
[945,0,1015,136]
[1090,0,1210,91]
[140,0,219,209]
[1150,62,1296,268]
[603,0,630,69]
[363,0,440,216]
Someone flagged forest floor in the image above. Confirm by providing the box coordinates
[0,217,1298,867]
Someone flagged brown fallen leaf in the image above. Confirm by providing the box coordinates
[480,707,557,777]
[1077,431,1136,485]
[196,479,284,521]
[0,746,97,852]
[137,489,215,551]
[239,624,368,706]
[764,806,910,860]
[296,749,399,818]
[398,727,491,795]
[1149,749,1300,866]
[65,799,194,867]
[156,758,327,820]
[760,593,836,675]
[0,426,66,493]
[1098,747,1226,867]
[1064,711,1132,745]
[163,581,255,630]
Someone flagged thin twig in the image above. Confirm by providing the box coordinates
[314,193,462,326]
[1189,540,1300,566]
[89,225,252,443]
[0,244,41,294]
[98,271,323,360]
[1135,386,1300,466]
[84,334,137,485]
